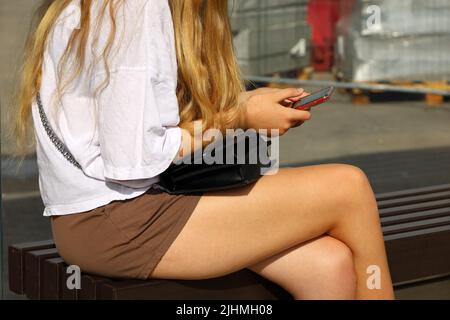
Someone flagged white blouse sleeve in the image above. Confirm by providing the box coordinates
[82,0,181,185]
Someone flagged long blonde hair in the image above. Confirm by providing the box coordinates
[12,0,245,158]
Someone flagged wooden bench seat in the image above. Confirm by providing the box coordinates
[377,184,450,285]
[8,184,450,300]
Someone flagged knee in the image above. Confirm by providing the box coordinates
[330,164,376,208]
[316,239,357,295]
[334,164,372,191]
[327,241,356,278]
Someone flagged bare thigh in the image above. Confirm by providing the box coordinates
[151,164,368,280]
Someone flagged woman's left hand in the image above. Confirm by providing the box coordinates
[240,88,311,127]
[241,87,309,106]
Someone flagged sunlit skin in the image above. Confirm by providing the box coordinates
[153,87,395,300]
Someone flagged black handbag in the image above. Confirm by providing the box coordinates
[37,93,273,194]
[154,132,272,194]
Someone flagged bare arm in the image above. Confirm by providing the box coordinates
[173,88,312,162]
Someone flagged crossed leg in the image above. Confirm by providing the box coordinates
[248,236,357,300]
[150,164,395,300]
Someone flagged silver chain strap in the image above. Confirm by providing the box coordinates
[36,93,83,170]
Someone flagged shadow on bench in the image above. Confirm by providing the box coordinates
[8,184,450,300]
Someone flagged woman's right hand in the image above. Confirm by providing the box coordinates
[242,88,312,135]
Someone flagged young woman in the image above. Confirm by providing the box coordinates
[14,0,394,300]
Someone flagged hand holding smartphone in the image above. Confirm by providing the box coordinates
[291,86,335,111]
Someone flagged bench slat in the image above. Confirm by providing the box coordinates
[384,225,450,241]
[376,184,450,201]
[42,257,65,300]
[381,207,450,226]
[24,248,59,300]
[385,228,450,285]
[79,275,112,300]
[382,216,450,235]
[8,240,55,294]
[379,199,450,217]
[377,190,450,209]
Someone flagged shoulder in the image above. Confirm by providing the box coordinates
[45,1,82,64]
[109,0,173,65]
[53,0,81,29]
[97,0,173,44]
[115,0,171,24]
[49,0,171,31]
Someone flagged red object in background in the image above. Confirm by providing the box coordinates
[307,0,341,71]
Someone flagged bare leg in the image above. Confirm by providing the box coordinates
[249,236,357,300]
[151,164,395,299]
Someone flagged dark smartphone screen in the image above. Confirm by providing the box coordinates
[292,86,334,109]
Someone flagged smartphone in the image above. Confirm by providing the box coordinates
[292,86,335,110]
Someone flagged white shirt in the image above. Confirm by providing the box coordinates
[31,0,182,216]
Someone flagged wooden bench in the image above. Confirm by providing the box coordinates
[8,184,450,300]
[8,240,289,300]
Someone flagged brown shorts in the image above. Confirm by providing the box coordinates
[50,189,202,280]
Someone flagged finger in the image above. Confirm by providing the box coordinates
[287,92,311,106]
[281,100,294,107]
[288,91,310,102]
[270,88,304,102]
[285,108,312,122]
[299,92,310,98]
[283,96,302,106]
[286,96,302,103]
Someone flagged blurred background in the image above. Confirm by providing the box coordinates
[1,0,450,299]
